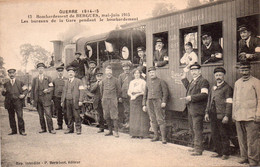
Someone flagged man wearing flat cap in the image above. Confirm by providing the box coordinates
[61,66,84,135]
[2,69,28,136]
[52,66,68,130]
[205,67,233,160]
[238,24,260,61]
[201,32,223,64]
[153,38,169,67]
[31,63,56,134]
[68,52,89,79]
[181,63,209,155]
[83,60,98,88]
[143,66,169,144]
[118,61,133,129]
[232,61,260,166]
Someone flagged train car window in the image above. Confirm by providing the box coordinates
[132,26,146,65]
[179,26,198,72]
[85,42,97,61]
[153,32,169,68]
[98,41,113,64]
[237,14,260,62]
[201,22,223,65]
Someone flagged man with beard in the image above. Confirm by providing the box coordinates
[153,38,168,67]
[205,67,233,160]
[181,63,209,155]
[238,25,260,61]
[233,61,260,166]
[2,69,28,136]
[68,52,89,79]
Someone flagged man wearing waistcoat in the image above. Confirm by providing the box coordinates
[205,67,233,160]
[2,69,28,136]
[181,63,209,155]
[31,63,55,134]
[53,66,68,130]
[61,66,84,135]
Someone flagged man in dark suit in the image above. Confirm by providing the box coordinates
[68,52,89,79]
[238,25,260,61]
[137,47,147,75]
[61,66,84,135]
[31,63,56,134]
[2,69,27,136]
[153,38,168,67]
[181,63,209,155]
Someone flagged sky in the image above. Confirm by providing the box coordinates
[0,0,189,71]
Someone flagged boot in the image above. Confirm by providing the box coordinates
[113,120,119,138]
[151,124,159,142]
[160,124,167,144]
[105,119,113,136]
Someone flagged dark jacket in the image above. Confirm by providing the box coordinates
[53,77,67,98]
[90,81,102,109]
[100,76,121,99]
[2,79,28,110]
[182,75,209,116]
[238,36,260,54]
[205,81,233,119]
[201,41,223,64]
[118,72,133,98]
[68,58,89,79]
[153,48,168,67]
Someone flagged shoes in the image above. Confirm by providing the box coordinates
[8,132,17,135]
[76,131,81,135]
[64,131,74,134]
[238,159,249,164]
[162,141,167,144]
[55,126,62,130]
[39,130,47,133]
[188,149,195,152]
[191,152,202,156]
[20,132,27,136]
[105,132,113,136]
[97,129,104,133]
[211,153,222,158]
[221,155,229,160]
[151,136,159,142]
[114,132,119,138]
[49,130,56,134]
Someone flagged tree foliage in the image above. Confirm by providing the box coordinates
[152,2,177,17]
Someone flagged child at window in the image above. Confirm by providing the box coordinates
[180,42,198,72]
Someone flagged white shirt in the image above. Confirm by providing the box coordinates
[180,51,198,65]
[127,78,146,100]
[10,78,16,85]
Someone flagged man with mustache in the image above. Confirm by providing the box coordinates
[232,61,260,166]
[205,67,233,160]
[153,38,168,67]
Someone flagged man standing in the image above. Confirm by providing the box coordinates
[68,52,89,79]
[61,66,84,135]
[118,62,133,128]
[100,65,121,138]
[52,66,68,130]
[31,63,56,134]
[205,67,233,160]
[2,69,27,136]
[142,66,168,144]
[181,63,209,155]
[153,38,168,67]
[233,61,260,166]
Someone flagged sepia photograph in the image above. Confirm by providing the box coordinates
[0,0,259,166]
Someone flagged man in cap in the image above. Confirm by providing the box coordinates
[31,63,56,134]
[61,66,84,135]
[68,52,89,79]
[143,66,168,144]
[89,67,105,133]
[118,61,133,129]
[2,69,28,135]
[201,32,223,64]
[153,38,168,67]
[52,66,68,130]
[238,24,260,61]
[181,63,209,155]
[83,60,98,88]
[205,67,233,160]
[232,61,260,166]
[137,47,147,76]
[100,65,121,137]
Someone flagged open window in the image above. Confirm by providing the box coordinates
[153,32,169,68]
[237,14,260,62]
[179,26,198,70]
[201,22,223,65]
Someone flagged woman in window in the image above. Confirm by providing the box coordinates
[127,68,150,139]
[180,42,198,72]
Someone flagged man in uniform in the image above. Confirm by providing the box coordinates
[2,69,27,136]
[90,67,105,133]
[61,66,84,135]
[205,67,233,160]
[142,66,168,144]
[137,47,147,76]
[68,52,89,79]
[118,61,133,129]
[83,60,98,88]
[31,63,56,134]
[233,61,260,166]
[52,66,68,130]
[100,65,121,138]
[153,38,168,67]
[181,63,209,155]
[201,32,223,64]
[238,24,260,61]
